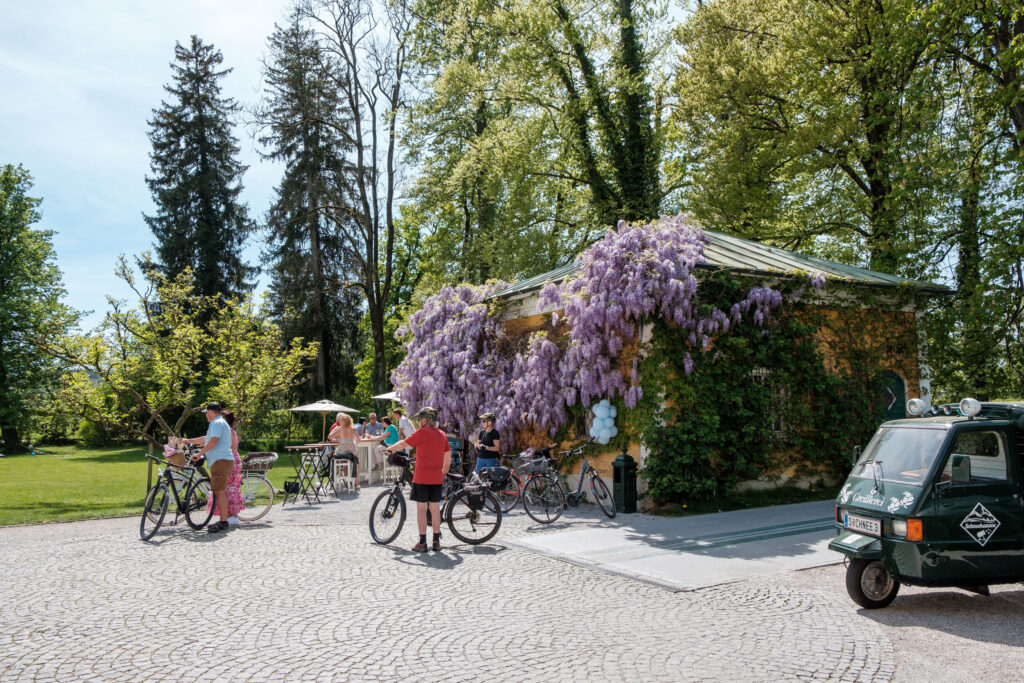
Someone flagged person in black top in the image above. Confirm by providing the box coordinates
[475,412,501,474]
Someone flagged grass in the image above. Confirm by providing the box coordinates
[651,484,842,517]
[0,445,303,526]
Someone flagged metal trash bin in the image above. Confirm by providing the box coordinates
[612,451,637,513]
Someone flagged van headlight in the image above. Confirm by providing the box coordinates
[890,518,923,541]
[958,397,981,417]
[906,398,927,417]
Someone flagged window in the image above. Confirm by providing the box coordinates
[942,430,1008,483]
[751,368,789,440]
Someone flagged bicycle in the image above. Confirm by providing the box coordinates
[561,440,615,519]
[141,452,214,540]
[369,453,502,546]
[519,447,566,524]
[237,452,277,522]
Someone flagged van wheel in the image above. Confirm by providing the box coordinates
[846,559,900,609]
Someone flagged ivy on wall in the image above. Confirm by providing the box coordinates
[634,271,920,504]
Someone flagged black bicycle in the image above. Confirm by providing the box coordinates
[369,453,502,546]
[562,441,615,518]
[141,451,214,540]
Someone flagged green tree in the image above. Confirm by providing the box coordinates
[144,35,255,301]
[0,165,77,451]
[405,0,673,286]
[253,15,363,399]
[207,295,320,431]
[671,0,945,276]
[40,259,317,447]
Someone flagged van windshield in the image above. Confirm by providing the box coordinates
[852,427,947,485]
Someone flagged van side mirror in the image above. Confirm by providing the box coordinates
[852,445,861,464]
[951,454,971,484]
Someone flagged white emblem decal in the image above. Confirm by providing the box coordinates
[887,491,915,513]
[839,483,852,505]
[960,503,1001,547]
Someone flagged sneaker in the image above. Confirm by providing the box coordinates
[432,539,442,551]
[226,516,240,527]
[207,521,228,534]
[411,542,428,552]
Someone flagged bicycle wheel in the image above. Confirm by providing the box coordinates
[522,475,565,524]
[496,474,522,513]
[141,485,169,540]
[369,488,406,545]
[184,478,215,530]
[236,475,274,522]
[590,474,616,519]
[446,488,502,544]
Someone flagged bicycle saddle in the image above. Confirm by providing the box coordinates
[446,472,464,481]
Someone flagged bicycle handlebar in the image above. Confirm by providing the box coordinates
[558,439,594,457]
[145,452,203,470]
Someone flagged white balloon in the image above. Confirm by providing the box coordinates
[609,425,618,437]
[599,427,611,441]
[603,416,615,429]
[594,405,609,419]
[608,406,617,418]
[589,424,600,438]
[600,398,611,407]
[598,435,610,445]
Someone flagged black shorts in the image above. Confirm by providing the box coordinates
[409,483,443,503]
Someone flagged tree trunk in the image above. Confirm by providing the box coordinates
[2,426,21,452]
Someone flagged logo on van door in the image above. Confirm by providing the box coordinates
[960,503,1001,547]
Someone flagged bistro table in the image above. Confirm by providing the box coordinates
[282,443,334,504]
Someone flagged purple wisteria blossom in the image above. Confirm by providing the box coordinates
[392,215,827,438]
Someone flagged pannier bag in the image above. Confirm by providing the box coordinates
[483,466,511,491]
[466,486,487,511]
[387,451,410,467]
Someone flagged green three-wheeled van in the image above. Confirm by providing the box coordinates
[830,399,1024,608]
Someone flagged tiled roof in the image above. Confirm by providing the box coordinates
[491,229,952,299]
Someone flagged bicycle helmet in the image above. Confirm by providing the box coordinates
[413,406,438,421]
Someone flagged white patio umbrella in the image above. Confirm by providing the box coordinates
[288,399,359,441]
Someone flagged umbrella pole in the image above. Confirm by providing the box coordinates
[321,413,327,442]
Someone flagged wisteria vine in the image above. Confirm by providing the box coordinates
[391,215,826,441]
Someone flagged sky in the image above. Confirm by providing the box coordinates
[0,1,295,330]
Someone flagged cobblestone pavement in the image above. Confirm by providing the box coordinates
[1,488,1021,681]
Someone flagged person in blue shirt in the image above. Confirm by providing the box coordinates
[182,402,235,533]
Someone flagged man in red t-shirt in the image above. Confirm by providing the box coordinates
[385,407,451,551]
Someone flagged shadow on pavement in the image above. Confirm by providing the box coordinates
[860,588,1024,647]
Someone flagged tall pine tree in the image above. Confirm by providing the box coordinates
[145,35,255,301]
[0,165,77,450]
[253,17,362,398]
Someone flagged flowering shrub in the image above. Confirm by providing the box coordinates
[392,282,511,437]
[392,215,825,443]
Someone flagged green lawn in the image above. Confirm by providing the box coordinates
[0,445,301,526]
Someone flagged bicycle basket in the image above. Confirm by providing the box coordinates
[482,466,510,491]
[241,452,278,472]
[518,458,548,476]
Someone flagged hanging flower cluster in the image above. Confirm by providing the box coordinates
[392,282,510,437]
[392,215,826,439]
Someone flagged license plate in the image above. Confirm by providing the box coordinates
[843,513,881,537]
